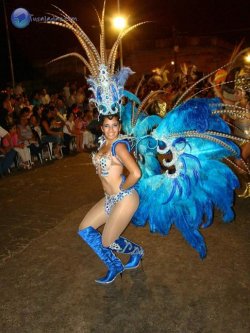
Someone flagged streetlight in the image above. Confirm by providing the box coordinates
[113,1,127,68]
[244,53,250,64]
[2,0,15,88]
[113,16,126,30]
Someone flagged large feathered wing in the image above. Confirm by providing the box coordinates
[131,98,240,258]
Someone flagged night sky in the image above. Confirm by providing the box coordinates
[1,0,250,84]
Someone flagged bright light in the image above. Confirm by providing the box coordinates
[171,61,175,66]
[113,16,127,30]
[244,53,250,64]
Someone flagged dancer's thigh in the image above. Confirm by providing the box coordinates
[102,191,139,247]
[79,197,107,230]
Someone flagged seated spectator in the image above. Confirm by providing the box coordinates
[0,93,9,130]
[56,96,67,119]
[13,96,25,117]
[14,83,24,97]
[63,82,70,105]
[50,93,59,105]
[0,126,17,176]
[82,109,96,150]
[3,124,32,169]
[40,106,64,159]
[29,106,43,150]
[76,87,85,108]
[63,112,81,154]
[30,105,43,130]
[40,88,50,105]
[20,106,32,120]
[17,113,42,161]
[86,107,101,145]
[68,89,77,107]
[31,91,42,107]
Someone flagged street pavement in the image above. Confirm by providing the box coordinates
[0,153,249,333]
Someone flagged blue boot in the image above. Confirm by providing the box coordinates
[110,236,144,270]
[78,227,124,284]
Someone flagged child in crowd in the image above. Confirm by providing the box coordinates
[3,124,32,169]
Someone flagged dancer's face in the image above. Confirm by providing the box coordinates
[101,117,121,142]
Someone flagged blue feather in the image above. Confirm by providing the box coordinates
[134,115,162,138]
[129,96,239,258]
[115,67,135,86]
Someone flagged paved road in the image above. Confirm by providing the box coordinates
[0,153,249,333]
[0,153,103,265]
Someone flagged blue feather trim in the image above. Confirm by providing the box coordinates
[111,139,131,156]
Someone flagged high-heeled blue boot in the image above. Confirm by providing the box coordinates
[110,236,144,270]
[78,226,124,284]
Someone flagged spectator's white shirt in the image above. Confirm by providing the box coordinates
[63,120,75,135]
[41,94,50,105]
[0,126,8,138]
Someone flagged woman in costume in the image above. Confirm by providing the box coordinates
[213,50,250,198]
[78,113,143,284]
[45,3,148,284]
[46,3,249,284]
[233,68,250,198]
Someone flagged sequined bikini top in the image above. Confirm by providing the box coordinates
[92,138,131,177]
[92,151,115,177]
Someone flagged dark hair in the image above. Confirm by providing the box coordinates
[98,113,120,125]
[20,107,30,116]
[6,122,17,131]
[48,105,56,112]
[246,90,250,101]
[66,111,74,120]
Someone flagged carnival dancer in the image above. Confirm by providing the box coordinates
[233,66,250,198]
[45,3,148,283]
[79,113,143,284]
[212,50,250,198]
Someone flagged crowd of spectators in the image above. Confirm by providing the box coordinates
[0,81,101,177]
[133,64,215,117]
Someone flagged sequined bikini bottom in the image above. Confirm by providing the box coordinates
[104,188,134,215]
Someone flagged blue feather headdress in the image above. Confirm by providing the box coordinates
[87,65,135,117]
[45,1,146,117]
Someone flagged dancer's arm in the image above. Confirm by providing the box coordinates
[115,143,141,190]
